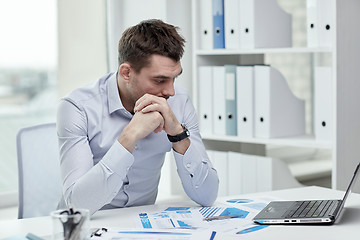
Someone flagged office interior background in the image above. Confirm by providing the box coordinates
[1,0,358,220]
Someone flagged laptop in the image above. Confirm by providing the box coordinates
[253,162,360,225]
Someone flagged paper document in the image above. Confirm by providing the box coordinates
[90,228,211,240]
[134,199,273,236]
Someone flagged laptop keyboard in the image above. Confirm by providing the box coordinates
[282,200,340,218]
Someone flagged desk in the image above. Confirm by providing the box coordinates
[1,186,359,239]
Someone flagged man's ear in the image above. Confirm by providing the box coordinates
[118,63,131,83]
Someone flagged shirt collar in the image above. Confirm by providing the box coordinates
[107,72,126,114]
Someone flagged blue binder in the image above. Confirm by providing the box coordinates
[213,0,225,49]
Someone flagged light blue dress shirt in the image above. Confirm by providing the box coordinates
[57,72,219,214]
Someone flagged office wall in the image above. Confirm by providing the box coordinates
[57,0,108,97]
[58,0,192,98]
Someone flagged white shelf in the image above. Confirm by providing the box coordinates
[195,47,333,56]
[192,0,360,192]
[288,158,332,182]
[202,134,332,149]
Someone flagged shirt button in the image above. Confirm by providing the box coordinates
[126,166,130,171]
[186,163,191,168]
[195,185,199,189]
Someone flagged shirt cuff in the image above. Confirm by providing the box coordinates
[101,140,134,179]
[173,143,202,174]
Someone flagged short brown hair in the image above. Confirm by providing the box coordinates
[118,19,185,73]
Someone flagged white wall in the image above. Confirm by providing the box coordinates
[57,0,108,97]
[58,0,193,98]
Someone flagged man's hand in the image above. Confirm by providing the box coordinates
[134,94,183,136]
[118,110,164,153]
[134,94,190,154]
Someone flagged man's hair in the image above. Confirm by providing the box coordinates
[118,19,185,73]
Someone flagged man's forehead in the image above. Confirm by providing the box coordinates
[143,56,182,76]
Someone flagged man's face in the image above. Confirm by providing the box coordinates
[126,54,183,109]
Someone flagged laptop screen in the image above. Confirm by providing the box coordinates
[335,162,360,218]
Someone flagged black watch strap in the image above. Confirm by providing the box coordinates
[167,124,190,143]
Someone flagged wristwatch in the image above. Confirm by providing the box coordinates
[167,124,190,142]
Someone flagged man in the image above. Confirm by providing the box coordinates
[57,19,219,215]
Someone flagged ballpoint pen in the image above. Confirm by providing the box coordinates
[204,214,243,221]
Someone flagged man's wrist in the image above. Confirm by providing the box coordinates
[118,125,140,153]
[167,124,190,143]
[167,123,184,136]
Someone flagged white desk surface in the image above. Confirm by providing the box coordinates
[1,186,360,239]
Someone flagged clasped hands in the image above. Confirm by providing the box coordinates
[133,93,183,137]
[118,94,183,153]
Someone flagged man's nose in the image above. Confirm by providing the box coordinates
[162,81,175,98]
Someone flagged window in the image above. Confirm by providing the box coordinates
[0,0,58,200]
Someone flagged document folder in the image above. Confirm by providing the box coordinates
[212,66,226,135]
[317,0,334,47]
[306,0,318,47]
[307,0,334,47]
[198,66,213,135]
[199,0,214,50]
[314,66,332,142]
[213,0,225,49]
[225,65,237,136]
[211,150,228,196]
[224,0,240,49]
[239,0,292,49]
[227,151,243,195]
[236,65,254,138]
[254,65,305,138]
[256,156,301,192]
[241,153,257,193]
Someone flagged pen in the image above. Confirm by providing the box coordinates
[204,214,243,221]
[209,231,217,240]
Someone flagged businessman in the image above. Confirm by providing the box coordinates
[57,19,219,214]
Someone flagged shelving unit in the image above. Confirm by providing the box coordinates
[191,0,360,193]
[195,47,332,55]
[201,134,331,149]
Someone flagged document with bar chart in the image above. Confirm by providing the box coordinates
[134,202,272,236]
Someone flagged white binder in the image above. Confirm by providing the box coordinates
[227,151,243,195]
[317,0,334,47]
[256,156,273,192]
[239,0,292,49]
[224,0,240,49]
[256,156,302,192]
[236,65,254,138]
[306,0,334,47]
[225,65,237,136]
[198,66,213,135]
[314,66,332,142]
[212,66,226,135]
[306,0,318,47]
[199,0,214,50]
[241,153,257,194]
[211,150,228,196]
[254,65,305,138]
